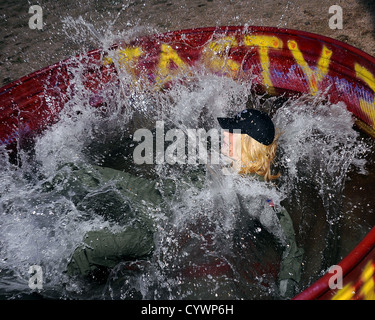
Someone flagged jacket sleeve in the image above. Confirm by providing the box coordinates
[46,163,161,277]
[67,225,154,277]
[277,206,304,282]
[253,194,303,298]
[276,206,304,298]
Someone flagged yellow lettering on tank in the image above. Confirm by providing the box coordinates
[243,35,283,94]
[202,36,240,78]
[156,44,188,86]
[359,261,375,300]
[331,283,356,300]
[355,63,375,128]
[331,260,375,300]
[287,40,332,95]
[103,46,143,72]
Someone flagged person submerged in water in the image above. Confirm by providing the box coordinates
[215,108,304,297]
[63,108,303,299]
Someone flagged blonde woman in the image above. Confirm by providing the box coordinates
[218,108,279,180]
[218,108,304,298]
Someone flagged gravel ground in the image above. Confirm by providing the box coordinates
[1,0,375,85]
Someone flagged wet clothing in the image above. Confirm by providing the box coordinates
[42,163,159,277]
[46,162,303,298]
[206,164,304,297]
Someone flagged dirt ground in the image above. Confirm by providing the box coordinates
[1,0,375,85]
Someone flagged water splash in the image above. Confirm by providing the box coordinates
[0,17,373,299]
[274,94,369,272]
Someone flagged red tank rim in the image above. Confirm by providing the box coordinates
[3,25,375,93]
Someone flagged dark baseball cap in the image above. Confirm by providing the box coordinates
[217,109,275,145]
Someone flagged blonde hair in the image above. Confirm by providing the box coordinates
[233,133,280,181]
